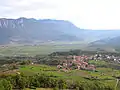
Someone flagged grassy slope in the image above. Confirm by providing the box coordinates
[19,64,120,89]
[19,64,120,80]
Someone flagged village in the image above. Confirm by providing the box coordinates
[56,53,120,72]
[0,50,120,90]
[0,51,120,74]
[57,55,96,71]
[90,53,120,63]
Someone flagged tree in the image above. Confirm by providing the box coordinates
[58,79,67,89]
[15,74,28,89]
[0,79,12,90]
[20,60,32,65]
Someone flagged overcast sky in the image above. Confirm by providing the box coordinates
[0,0,120,30]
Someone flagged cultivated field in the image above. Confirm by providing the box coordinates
[0,43,87,56]
[0,59,120,90]
[18,64,120,89]
[0,42,117,56]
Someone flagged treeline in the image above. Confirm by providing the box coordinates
[0,49,120,65]
[0,73,114,90]
[49,49,120,56]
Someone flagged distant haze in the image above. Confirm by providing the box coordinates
[0,0,120,30]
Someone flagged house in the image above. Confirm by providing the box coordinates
[57,65,63,69]
[57,55,96,71]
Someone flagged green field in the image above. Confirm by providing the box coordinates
[0,43,120,89]
[19,64,120,79]
[0,44,117,56]
[0,43,87,56]
[24,88,53,90]
[0,60,120,90]
[18,64,120,89]
[0,40,119,56]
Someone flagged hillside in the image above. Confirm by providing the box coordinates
[90,36,120,46]
[82,30,120,41]
[88,36,120,52]
[0,18,82,44]
[1,17,120,45]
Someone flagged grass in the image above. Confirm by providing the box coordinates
[89,60,108,66]
[0,41,118,56]
[19,64,120,89]
[0,43,86,56]
[17,62,120,89]
[19,64,120,81]
[24,88,53,90]
[1,64,118,89]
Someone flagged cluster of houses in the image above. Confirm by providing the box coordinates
[90,54,120,63]
[57,53,120,71]
[57,55,96,71]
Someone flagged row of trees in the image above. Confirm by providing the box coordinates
[0,73,114,90]
[49,50,120,56]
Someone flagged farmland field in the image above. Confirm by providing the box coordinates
[0,42,117,56]
[0,58,120,89]
[0,42,87,56]
[0,43,120,89]
[18,64,120,89]
[19,64,120,79]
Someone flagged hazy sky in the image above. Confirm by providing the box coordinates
[0,0,120,30]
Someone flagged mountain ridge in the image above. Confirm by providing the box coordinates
[90,36,120,46]
[0,17,82,44]
[1,17,120,45]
